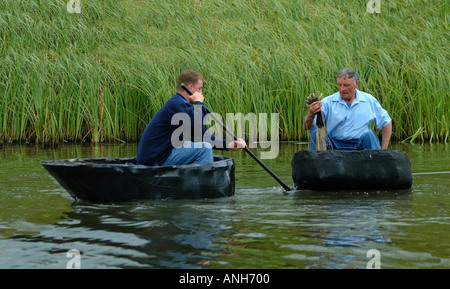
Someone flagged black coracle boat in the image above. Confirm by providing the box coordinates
[292,149,412,191]
[41,155,235,202]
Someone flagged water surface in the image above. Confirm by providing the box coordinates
[0,142,448,268]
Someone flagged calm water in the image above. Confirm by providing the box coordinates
[0,142,448,269]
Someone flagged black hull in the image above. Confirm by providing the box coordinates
[292,149,412,191]
[41,155,235,202]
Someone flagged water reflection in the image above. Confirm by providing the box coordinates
[0,143,449,268]
[288,191,413,268]
[45,198,239,268]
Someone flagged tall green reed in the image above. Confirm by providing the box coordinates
[0,0,447,145]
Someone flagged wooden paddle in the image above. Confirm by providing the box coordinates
[181,83,291,191]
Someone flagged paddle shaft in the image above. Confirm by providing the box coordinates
[181,83,291,191]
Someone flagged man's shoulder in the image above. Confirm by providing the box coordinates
[166,93,184,104]
[356,90,377,102]
[164,94,192,109]
[323,92,341,102]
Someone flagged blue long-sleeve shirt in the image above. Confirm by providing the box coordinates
[136,93,229,166]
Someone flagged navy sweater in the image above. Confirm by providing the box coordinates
[136,93,229,166]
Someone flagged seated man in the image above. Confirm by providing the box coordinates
[137,70,246,166]
[303,68,392,150]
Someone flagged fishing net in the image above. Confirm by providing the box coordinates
[305,92,328,151]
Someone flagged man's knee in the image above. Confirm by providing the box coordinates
[196,142,213,163]
[202,142,212,149]
[358,131,381,149]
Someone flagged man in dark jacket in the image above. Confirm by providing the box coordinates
[137,70,246,166]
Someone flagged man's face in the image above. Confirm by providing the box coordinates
[337,77,359,102]
[185,78,204,104]
[190,78,203,94]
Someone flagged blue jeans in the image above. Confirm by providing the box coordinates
[309,129,381,150]
[162,141,214,166]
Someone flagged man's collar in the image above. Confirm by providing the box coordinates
[176,92,190,104]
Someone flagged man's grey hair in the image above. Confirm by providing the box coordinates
[337,68,359,84]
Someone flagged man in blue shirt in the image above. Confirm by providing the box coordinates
[137,70,246,166]
[303,68,392,150]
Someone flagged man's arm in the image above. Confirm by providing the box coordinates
[381,121,392,149]
[303,101,322,130]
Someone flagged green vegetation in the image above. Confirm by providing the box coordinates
[0,0,448,144]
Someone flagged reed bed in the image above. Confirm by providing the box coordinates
[0,0,448,144]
